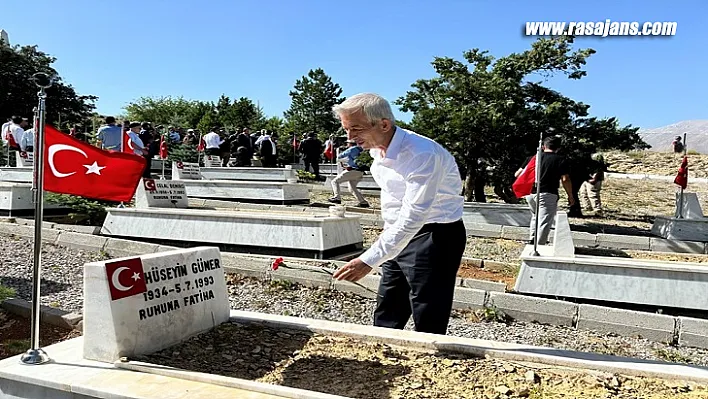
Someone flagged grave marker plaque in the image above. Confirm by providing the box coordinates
[135,178,189,208]
[83,247,230,362]
[204,155,222,167]
[171,161,202,180]
[15,151,33,167]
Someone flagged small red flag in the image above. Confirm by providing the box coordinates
[105,258,147,301]
[122,130,134,154]
[292,135,298,150]
[674,155,688,189]
[6,132,18,149]
[197,138,205,152]
[512,155,536,198]
[43,125,147,202]
[324,140,333,161]
[159,134,168,159]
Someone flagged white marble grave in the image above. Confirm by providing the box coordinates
[14,151,33,167]
[180,179,310,205]
[652,192,708,242]
[0,167,32,183]
[462,202,532,227]
[290,162,340,175]
[83,247,230,363]
[101,207,364,259]
[135,178,189,209]
[199,166,298,182]
[171,161,202,180]
[203,155,222,167]
[324,173,380,190]
[0,182,65,215]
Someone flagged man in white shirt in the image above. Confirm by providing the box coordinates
[203,127,223,156]
[20,126,34,152]
[5,116,26,150]
[1,118,11,145]
[332,93,466,335]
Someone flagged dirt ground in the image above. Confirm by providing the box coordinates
[0,310,78,360]
[138,322,708,399]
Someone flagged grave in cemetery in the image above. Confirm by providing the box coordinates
[14,151,33,168]
[101,207,364,259]
[134,178,189,209]
[199,165,298,182]
[171,162,309,204]
[203,154,222,167]
[462,202,532,227]
[0,182,66,216]
[652,192,708,242]
[516,211,708,311]
[0,166,32,183]
[323,173,380,190]
[290,162,340,175]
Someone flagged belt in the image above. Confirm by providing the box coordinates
[415,219,464,237]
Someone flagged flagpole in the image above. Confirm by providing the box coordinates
[677,133,688,219]
[532,131,543,257]
[21,72,53,365]
[196,131,203,166]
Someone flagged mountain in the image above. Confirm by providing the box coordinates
[639,120,708,154]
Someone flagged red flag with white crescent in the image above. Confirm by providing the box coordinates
[122,130,134,154]
[43,125,147,202]
[512,155,536,198]
[159,134,168,159]
[674,155,688,189]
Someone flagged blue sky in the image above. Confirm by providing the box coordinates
[2,0,705,129]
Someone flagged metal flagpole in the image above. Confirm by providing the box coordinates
[21,72,53,365]
[677,133,688,219]
[532,132,544,257]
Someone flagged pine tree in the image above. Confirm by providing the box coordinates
[284,68,345,139]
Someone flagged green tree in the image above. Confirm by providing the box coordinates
[284,68,345,138]
[196,112,216,135]
[0,44,96,127]
[124,96,205,127]
[397,36,647,203]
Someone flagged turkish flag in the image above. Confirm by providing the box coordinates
[292,135,298,150]
[105,257,147,301]
[512,155,536,198]
[197,138,205,152]
[43,125,147,202]
[674,155,688,189]
[6,132,18,149]
[324,141,333,161]
[159,134,168,159]
[122,131,134,154]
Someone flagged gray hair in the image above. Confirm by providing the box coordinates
[332,93,395,125]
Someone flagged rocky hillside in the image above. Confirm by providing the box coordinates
[639,120,708,154]
[605,151,708,178]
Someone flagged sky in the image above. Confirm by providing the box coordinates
[2,0,705,130]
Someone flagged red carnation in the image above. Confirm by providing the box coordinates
[271,257,285,271]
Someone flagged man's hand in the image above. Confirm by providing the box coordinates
[332,258,372,282]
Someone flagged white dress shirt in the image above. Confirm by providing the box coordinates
[204,132,223,149]
[20,128,34,151]
[7,123,24,146]
[255,135,277,155]
[359,127,464,269]
[1,122,10,143]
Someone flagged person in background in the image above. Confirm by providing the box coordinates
[203,127,223,156]
[236,128,252,165]
[220,130,238,166]
[255,131,277,167]
[20,125,34,152]
[1,118,11,145]
[127,122,147,156]
[329,140,369,208]
[299,132,324,179]
[183,129,197,146]
[515,136,574,244]
[579,153,606,216]
[96,116,122,151]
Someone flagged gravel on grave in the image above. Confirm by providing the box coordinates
[0,235,108,313]
[138,322,707,399]
[227,275,708,369]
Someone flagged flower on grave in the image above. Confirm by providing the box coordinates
[271,257,285,271]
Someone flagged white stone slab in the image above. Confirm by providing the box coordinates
[290,163,340,175]
[135,178,189,209]
[204,155,222,167]
[515,246,708,311]
[652,216,708,242]
[101,207,364,259]
[181,180,309,205]
[200,167,297,182]
[14,151,33,167]
[0,182,64,215]
[553,212,575,257]
[462,202,531,227]
[83,247,230,363]
[171,161,202,180]
[324,173,379,190]
[0,167,32,183]
[675,192,704,219]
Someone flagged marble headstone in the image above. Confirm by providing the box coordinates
[135,178,189,209]
[675,192,704,219]
[204,155,222,167]
[83,247,230,363]
[15,151,33,168]
[552,211,575,257]
[171,161,202,180]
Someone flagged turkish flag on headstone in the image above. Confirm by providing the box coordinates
[43,125,147,202]
[105,257,147,301]
[512,155,536,198]
[674,155,688,189]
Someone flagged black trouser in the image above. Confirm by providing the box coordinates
[205,148,220,156]
[304,158,319,177]
[142,155,152,178]
[374,219,466,334]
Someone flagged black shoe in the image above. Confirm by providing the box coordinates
[328,197,341,204]
[356,203,370,208]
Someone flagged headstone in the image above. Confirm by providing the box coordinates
[83,247,230,362]
[204,155,222,167]
[171,161,202,180]
[135,178,189,209]
[675,192,704,219]
[552,212,575,257]
[15,151,33,167]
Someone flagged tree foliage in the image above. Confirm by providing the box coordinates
[397,36,648,202]
[284,68,345,139]
[0,44,97,128]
